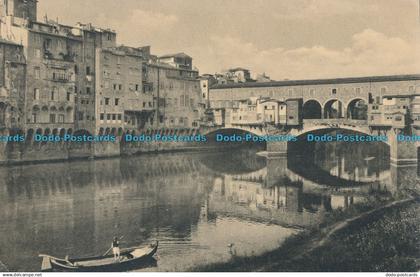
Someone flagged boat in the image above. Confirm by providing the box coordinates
[39,241,158,272]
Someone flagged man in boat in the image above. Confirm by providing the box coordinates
[112,236,121,261]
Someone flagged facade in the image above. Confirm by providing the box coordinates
[145,60,203,129]
[0,0,204,137]
[1,18,83,132]
[368,95,410,128]
[95,46,153,135]
[75,22,117,134]
[0,2,119,134]
[228,97,300,127]
[0,39,26,129]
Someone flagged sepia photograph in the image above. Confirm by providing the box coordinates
[0,0,419,274]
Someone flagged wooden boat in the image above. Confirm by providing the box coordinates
[40,242,158,272]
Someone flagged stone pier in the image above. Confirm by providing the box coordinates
[266,140,288,157]
[389,132,418,166]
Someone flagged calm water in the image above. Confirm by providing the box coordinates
[0,140,418,272]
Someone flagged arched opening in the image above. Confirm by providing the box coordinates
[303,100,322,119]
[73,129,92,136]
[111,128,117,136]
[27,129,34,142]
[347,99,368,120]
[72,129,92,148]
[324,99,343,119]
[118,128,123,136]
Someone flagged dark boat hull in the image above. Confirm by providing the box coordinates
[41,242,158,272]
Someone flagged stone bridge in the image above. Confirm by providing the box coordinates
[201,118,419,166]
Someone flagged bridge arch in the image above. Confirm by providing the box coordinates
[303,99,322,119]
[73,129,92,136]
[204,126,267,137]
[290,125,390,146]
[346,98,368,120]
[323,99,344,119]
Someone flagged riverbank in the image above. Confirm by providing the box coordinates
[193,196,420,272]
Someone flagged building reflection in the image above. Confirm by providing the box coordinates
[0,154,216,271]
[203,140,417,230]
[0,145,418,271]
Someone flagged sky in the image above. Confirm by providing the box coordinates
[38,0,420,80]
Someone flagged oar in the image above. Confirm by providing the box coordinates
[103,236,124,256]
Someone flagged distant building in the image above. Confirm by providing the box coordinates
[256,73,273,82]
[369,95,410,128]
[158,53,193,70]
[229,97,296,126]
[209,68,271,85]
[224,67,254,83]
[199,74,216,109]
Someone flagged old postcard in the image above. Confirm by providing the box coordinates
[0,0,418,274]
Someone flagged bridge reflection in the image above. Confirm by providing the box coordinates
[0,148,418,271]
[0,149,415,226]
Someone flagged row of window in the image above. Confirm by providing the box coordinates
[263,86,417,97]
[33,88,72,101]
[77,112,94,121]
[99,113,123,122]
[31,113,66,124]
[166,117,190,125]
[34,66,91,81]
[33,66,92,79]
[102,97,120,106]
[157,81,199,91]
[163,97,195,108]
[372,105,408,110]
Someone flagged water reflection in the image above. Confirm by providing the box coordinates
[0,141,418,271]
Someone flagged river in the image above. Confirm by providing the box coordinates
[0,139,417,271]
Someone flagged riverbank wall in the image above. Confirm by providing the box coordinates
[0,133,215,165]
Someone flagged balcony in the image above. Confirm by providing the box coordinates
[51,74,70,83]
